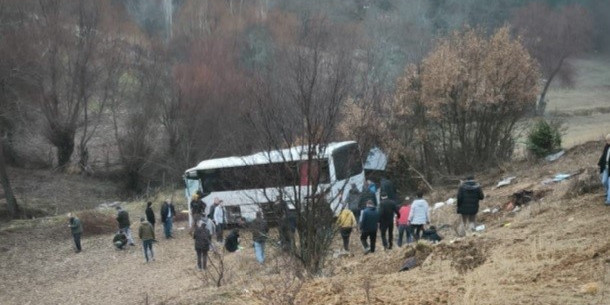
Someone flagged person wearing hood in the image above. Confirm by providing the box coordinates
[598,133,610,205]
[138,217,155,262]
[68,213,83,253]
[457,175,485,234]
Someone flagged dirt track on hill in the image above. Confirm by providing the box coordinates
[1,142,610,305]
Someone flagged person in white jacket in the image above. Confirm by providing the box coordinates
[408,192,430,241]
[213,198,226,242]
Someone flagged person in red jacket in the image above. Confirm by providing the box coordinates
[396,197,413,247]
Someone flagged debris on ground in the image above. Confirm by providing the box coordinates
[97,201,121,210]
[496,176,517,188]
[563,167,603,198]
[433,198,456,210]
[512,190,534,206]
[399,257,416,272]
[475,225,485,232]
[544,150,565,162]
[482,207,500,214]
[579,282,599,295]
[397,242,434,272]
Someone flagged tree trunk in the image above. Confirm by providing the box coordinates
[57,138,75,169]
[538,57,566,116]
[0,139,19,219]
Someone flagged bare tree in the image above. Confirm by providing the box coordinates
[109,50,158,193]
[0,138,19,219]
[248,15,356,274]
[512,3,593,115]
[26,0,124,170]
[389,27,539,175]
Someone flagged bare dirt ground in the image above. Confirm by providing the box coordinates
[1,141,609,305]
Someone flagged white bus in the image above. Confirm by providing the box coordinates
[183,141,365,225]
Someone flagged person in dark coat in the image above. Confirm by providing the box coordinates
[457,176,484,234]
[421,226,443,243]
[598,133,610,205]
[193,220,211,270]
[224,229,240,253]
[359,200,380,254]
[276,195,296,252]
[113,229,127,250]
[116,206,134,246]
[145,202,156,228]
[68,213,83,253]
[345,183,362,220]
[378,192,400,250]
[160,200,176,239]
[190,193,206,223]
[380,177,397,201]
[250,211,269,264]
[358,188,377,209]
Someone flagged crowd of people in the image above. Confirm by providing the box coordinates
[65,177,486,267]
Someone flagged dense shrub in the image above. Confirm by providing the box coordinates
[526,119,563,158]
[77,211,117,235]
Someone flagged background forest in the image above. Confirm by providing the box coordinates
[1,0,608,201]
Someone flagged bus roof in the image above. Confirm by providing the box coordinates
[184,141,357,176]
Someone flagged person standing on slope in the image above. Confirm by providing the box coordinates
[408,192,430,241]
[598,133,610,205]
[378,192,400,250]
[68,213,83,253]
[359,200,380,254]
[138,217,155,262]
[456,175,484,235]
[160,199,176,239]
[116,206,135,246]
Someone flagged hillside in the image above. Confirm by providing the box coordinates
[0,141,608,305]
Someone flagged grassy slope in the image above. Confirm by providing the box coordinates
[0,142,608,305]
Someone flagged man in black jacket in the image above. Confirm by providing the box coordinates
[145,202,156,228]
[457,176,484,235]
[378,192,400,250]
[116,206,134,246]
[598,133,610,205]
[190,192,206,223]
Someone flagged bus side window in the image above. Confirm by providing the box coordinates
[300,162,319,186]
[299,161,329,185]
